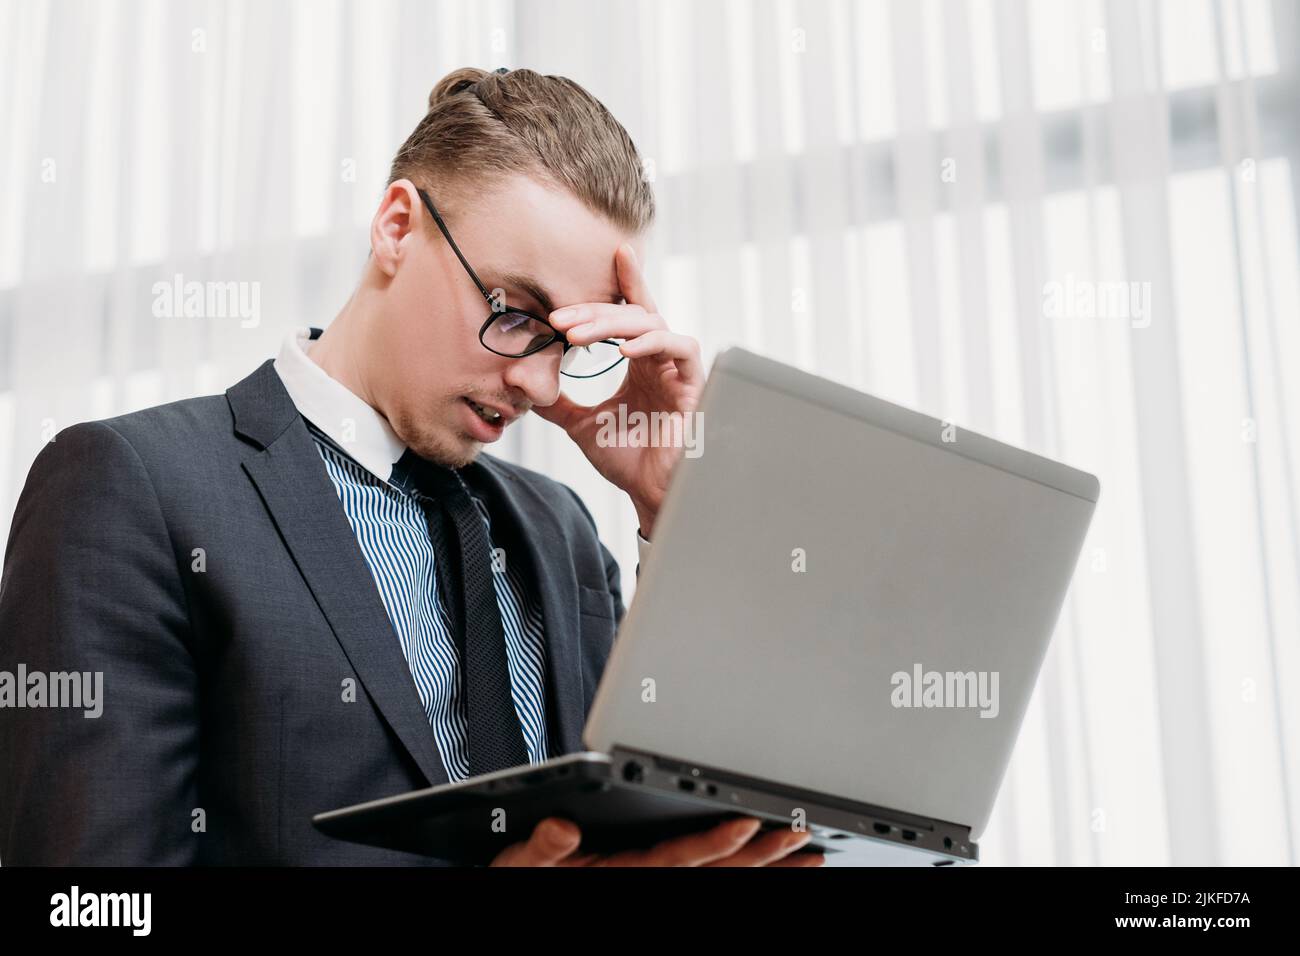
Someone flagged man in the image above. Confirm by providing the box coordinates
[0,67,821,867]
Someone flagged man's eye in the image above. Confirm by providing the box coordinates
[494,286,541,315]
[499,313,531,333]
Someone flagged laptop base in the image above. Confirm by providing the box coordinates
[313,747,977,867]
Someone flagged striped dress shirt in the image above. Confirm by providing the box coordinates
[307,421,551,779]
[273,327,550,781]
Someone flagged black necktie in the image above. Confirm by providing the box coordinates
[397,450,529,776]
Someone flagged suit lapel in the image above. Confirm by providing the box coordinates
[228,360,449,788]
[469,457,588,756]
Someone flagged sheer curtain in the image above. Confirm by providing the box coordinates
[1,0,1297,866]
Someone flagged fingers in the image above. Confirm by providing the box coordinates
[616,243,658,314]
[702,827,819,867]
[490,817,583,867]
[488,815,826,868]
[765,850,827,867]
[549,302,665,344]
[601,817,765,867]
[548,241,662,342]
[618,330,705,386]
[556,851,605,867]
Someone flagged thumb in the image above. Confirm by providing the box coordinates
[529,391,587,431]
[491,817,582,866]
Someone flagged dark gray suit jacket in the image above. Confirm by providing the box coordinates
[0,358,625,865]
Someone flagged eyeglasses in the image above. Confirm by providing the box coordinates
[415,187,626,379]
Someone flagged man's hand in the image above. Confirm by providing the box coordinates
[489,816,826,867]
[535,244,703,539]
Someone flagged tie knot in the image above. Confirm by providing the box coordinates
[392,448,467,502]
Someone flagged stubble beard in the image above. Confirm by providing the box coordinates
[394,407,482,470]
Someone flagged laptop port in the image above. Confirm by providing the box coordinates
[678,778,697,792]
[621,761,644,783]
[873,822,892,835]
[901,829,918,841]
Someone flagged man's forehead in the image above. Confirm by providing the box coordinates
[467,175,633,313]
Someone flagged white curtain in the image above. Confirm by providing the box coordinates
[1,0,1297,866]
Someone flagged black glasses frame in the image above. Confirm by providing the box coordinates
[415,187,626,379]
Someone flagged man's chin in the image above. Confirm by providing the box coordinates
[395,414,486,469]
[449,440,483,469]
[417,434,481,470]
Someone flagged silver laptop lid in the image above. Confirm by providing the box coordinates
[583,347,1098,840]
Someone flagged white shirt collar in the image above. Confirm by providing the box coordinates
[272,326,407,483]
[273,325,653,563]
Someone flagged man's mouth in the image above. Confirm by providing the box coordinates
[462,397,505,425]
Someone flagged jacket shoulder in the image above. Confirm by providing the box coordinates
[18,393,230,482]
[476,453,599,531]
[94,393,231,448]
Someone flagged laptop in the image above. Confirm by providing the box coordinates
[313,347,1099,866]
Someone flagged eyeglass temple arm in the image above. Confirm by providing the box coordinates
[418,188,623,347]
[416,189,499,309]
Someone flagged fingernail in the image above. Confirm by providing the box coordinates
[569,323,594,339]
[730,818,762,841]
[545,819,578,848]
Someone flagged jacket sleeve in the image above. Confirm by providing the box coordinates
[605,536,626,628]
[0,421,199,865]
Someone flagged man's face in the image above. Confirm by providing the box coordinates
[366,173,641,467]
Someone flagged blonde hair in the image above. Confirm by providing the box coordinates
[388,67,655,234]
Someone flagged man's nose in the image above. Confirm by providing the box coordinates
[502,346,563,408]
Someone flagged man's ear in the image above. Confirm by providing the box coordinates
[369,180,421,278]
